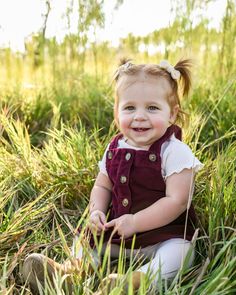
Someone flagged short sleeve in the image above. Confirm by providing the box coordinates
[161,140,203,180]
[98,144,110,176]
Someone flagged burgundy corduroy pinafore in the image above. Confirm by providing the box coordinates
[88,125,196,249]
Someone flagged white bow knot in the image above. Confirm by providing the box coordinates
[120,62,132,71]
[159,60,180,80]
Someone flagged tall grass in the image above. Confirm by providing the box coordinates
[0,41,235,294]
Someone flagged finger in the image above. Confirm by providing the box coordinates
[91,218,104,229]
[99,213,106,225]
[105,219,116,228]
[97,221,106,231]
[90,215,103,228]
[90,223,102,235]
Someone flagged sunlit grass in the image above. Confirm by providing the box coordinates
[0,44,235,294]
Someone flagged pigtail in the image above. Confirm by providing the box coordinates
[119,57,132,67]
[112,58,133,82]
[174,59,193,97]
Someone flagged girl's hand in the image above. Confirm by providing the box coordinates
[105,214,136,239]
[89,210,107,235]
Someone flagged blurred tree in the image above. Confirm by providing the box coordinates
[64,0,78,61]
[161,25,174,59]
[52,0,124,76]
[34,0,51,67]
[172,0,212,50]
[218,0,236,77]
[143,35,150,61]
[76,0,105,72]
[120,33,140,55]
[24,0,51,69]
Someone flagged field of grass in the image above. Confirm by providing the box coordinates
[0,46,235,295]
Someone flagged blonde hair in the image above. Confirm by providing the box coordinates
[113,58,192,126]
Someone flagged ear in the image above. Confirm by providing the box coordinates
[169,104,179,124]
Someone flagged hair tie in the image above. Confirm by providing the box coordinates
[159,60,180,80]
[113,62,132,81]
[120,62,132,71]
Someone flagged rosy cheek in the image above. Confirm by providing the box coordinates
[153,119,166,129]
[120,122,128,130]
[118,118,129,129]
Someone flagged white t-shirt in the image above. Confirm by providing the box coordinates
[98,134,203,180]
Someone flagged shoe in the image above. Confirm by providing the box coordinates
[22,253,82,293]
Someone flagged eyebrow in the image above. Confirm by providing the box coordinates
[147,101,160,104]
[120,100,135,105]
[120,100,161,105]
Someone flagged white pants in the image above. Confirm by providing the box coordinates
[136,238,194,282]
[72,237,194,282]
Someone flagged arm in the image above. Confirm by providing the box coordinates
[133,168,194,232]
[88,172,112,234]
[89,171,112,214]
[105,168,194,237]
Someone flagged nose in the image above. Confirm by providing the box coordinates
[133,110,146,121]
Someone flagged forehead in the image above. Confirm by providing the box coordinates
[117,73,172,100]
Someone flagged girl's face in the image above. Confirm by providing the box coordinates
[117,77,178,149]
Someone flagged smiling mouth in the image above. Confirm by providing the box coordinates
[132,128,150,132]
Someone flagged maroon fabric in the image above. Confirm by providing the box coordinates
[85,125,196,249]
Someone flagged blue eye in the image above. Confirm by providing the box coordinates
[148,106,159,111]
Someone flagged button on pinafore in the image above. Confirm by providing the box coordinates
[103,125,196,248]
[86,125,196,249]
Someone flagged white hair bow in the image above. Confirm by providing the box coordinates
[120,62,132,71]
[159,60,180,80]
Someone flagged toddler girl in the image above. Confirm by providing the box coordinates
[23,59,203,293]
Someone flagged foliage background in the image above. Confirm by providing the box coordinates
[0,0,235,294]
